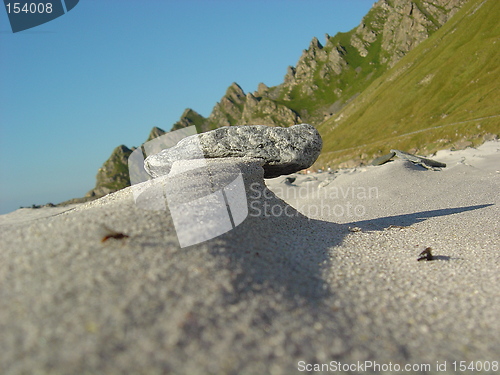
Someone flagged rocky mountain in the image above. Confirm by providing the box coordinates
[317,0,499,168]
[171,109,207,133]
[146,126,166,142]
[205,82,302,129]
[76,0,475,203]
[179,0,469,129]
[272,0,468,124]
[84,145,134,199]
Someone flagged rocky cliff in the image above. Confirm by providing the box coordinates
[171,0,468,129]
[84,145,134,199]
[76,0,470,203]
[145,126,166,142]
[171,108,208,133]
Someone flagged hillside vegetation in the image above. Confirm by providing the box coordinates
[316,0,499,168]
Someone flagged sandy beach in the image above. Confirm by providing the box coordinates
[1,141,499,374]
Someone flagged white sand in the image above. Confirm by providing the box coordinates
[1,141,499,374]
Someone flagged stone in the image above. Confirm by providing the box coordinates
[371,152,396,166]
[317,176,336,189]
[391,149,446,170]
[144,124,322,179]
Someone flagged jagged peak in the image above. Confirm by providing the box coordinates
[257,82,268,94]
[181,108,203,119]
[309,36,323,50]
[114,144,133,154]
[226,82,245,95]
[181,108,193,117]
[150,126,165,133]
[171,108,207,132]
[223,82,246,106]
[298,36,326,63]
[146,126,166,142]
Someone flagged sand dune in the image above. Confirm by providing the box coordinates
[1,141,499,374]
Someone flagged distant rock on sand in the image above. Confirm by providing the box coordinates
[371,152,396,166]
[370,150,447,169]
[391,149,447,170]
[144,124,322,178]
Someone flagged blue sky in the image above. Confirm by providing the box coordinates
[0,0,375,214]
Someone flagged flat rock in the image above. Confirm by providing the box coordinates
[391,149,446,170]
[144,124,322,178]
[371,152,396,166]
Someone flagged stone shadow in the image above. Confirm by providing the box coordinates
[206,177,344,305]
[344,204,494,231]
[208,199,493,306]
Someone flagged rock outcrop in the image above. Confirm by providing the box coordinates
[377,0,467,67]
[146,126,166,142]
[204,83,302,129]
[83,126,168,201]
[207,83,247,128]
[391,149,447,170]
[85,145,134,198]
[171,109,208,133]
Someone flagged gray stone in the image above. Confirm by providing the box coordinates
[144,124,322,179]
[371,152,396,166]
[391,149,446,170]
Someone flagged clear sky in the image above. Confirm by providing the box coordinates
[0,0,375,214]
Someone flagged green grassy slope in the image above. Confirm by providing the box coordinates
[271,4,390,125]
[316,0,500,168]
